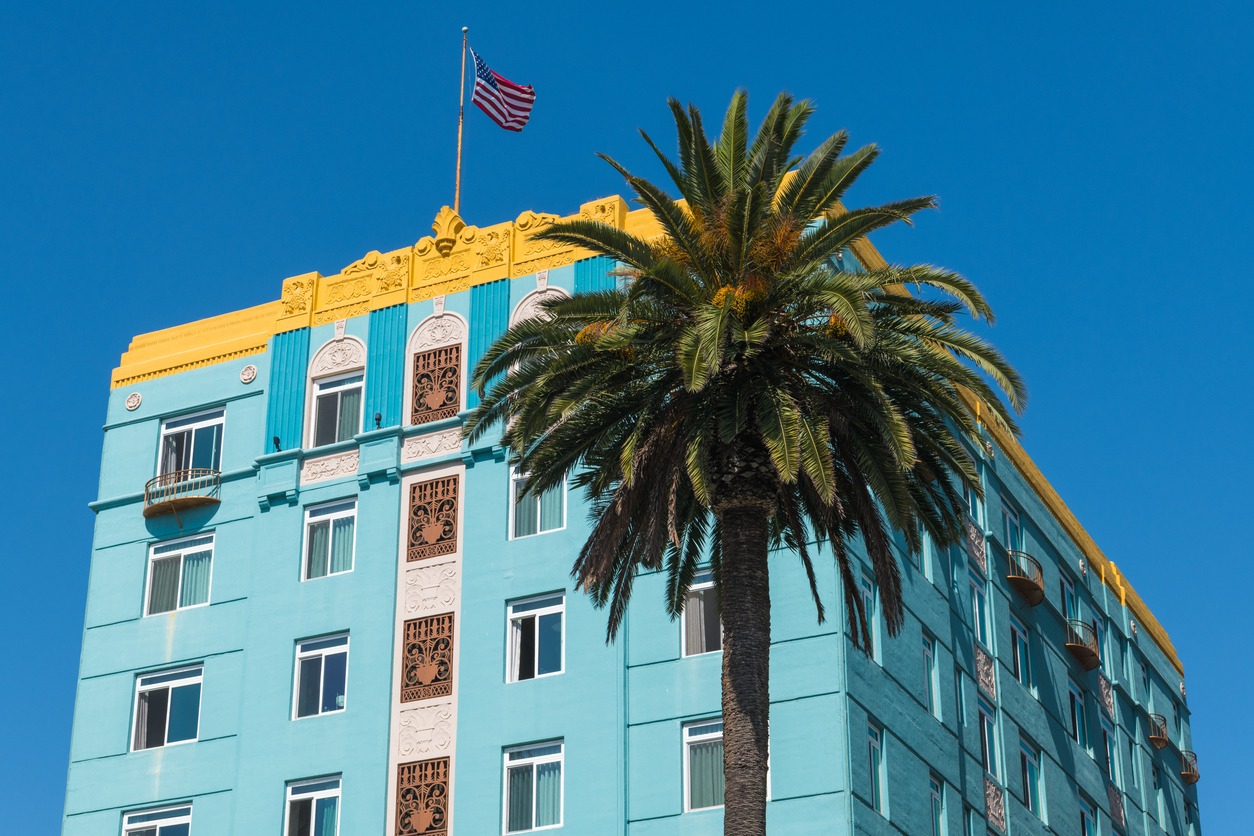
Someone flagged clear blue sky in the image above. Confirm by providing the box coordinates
[3,1,1249,831]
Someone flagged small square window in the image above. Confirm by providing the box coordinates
[294,634,349,719]
[682,570,722,657]
[303,500,356,580]
[133,667,202,750]
[285,776,341,836]
[684,720,725,812]
[508,595,564,682]
[504,741,563,832]
[510,469,565,538]
[159,408,224,476]
[123,804,193,836]
[311,374,363,448]
[146,534,213,615]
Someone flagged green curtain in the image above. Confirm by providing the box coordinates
[506,766,533,832]
[513,481,538,537]
[179,550,211,606]
[689,739,725,809]
[149,557,181,614]
[535,762,561,826]
[539,485,563,532]
[330,517,354,574]
[307,521,330,579]
[336,389,361,442]
[314,796,338,836]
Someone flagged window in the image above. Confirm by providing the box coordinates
[1079,797,1097,836]
[510,468,564,538]
[294,635,348,719]
[1010,618,1031,690]
[682,570,722,656]
[977,699,998,777]
[859,574,879,660]
[133,667,201,750]
[508,594,564,682]
[303,500,356,580]
[955,667,966,726]
[1068,681,1090,750]
[867,722,886,815]
[285,777,340,836]
[123,805,192,836]
[1185,800,1197,834]
[918,521,936,583]
[1126,731,1139,790]
[1060,574,1079,621]
[962,479,983,524]
[145,534,213,615]
[1003,506,1022,552]
[504,741,563,832]
[1020,739,1042,817]
[923,632,940,718]
[311,373,363,447]
[1151,765,1164,823]
[1171,698,1181,743]
[929,775,945,836]
[1140,660,1151,708]
[1102,720,1120,787]
[969,573,990,647]
[684,720,725,811]
[159,408,224,475]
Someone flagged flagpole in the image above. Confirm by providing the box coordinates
[454,26,469,215]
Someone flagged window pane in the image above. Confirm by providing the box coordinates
[297,657,322,717]
[306,521,330,579]
[506,765,534,832]
[329,516,354,574]
[535,761,562,826]
[179,550,211,607]
[537,612,562,676]
[161,431,190,474]
[314,394,339,447]
[288,798,312,836]
[163,825,190,836]
[322,651,348,712]
[539,485,563,532]
[148,557,181,614]
[701,587,722,653]
[336,387,361,442]
[517,617,537,681]
[689,738,725,809]
[167,682,200,743]
[191,422,222,470]
[513,480,538,537]
[136,688,168,749]
[314,796,338,836]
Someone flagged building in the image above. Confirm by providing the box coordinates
[63,197,1202,836]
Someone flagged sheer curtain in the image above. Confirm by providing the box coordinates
[149,557,181,613]
[337,389,361,442]
[689,738,725,809]
[330,517,354,574]
[514,480,538,537]
[539,485,563,531]
[535,761,561,826]
[314,796,338,836]
[684,590,705,655]
[506,766,533,832]
[307,521,330,578]
[180,550,211,606]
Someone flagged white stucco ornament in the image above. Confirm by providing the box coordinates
[124,392,142,411]
[240,364,258,384]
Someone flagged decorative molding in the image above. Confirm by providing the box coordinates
[401,614,455,702]
[282,274,314,315]
[239,364,257,384]
[407,476,459,562]
[975,645,996,698]
[1107,781,1125,831]
[965,516,987,574]
[124,392,142,411]
[301,451,360,485]
[401,429,463,463]
[536,269,549,289]
[411,314,465,353]
[395,757,449,836]
[404,560,459,615]
[411,344,461,426]
[310,335,366,376]
[984,777,1005,832]
[398,703,455,759]
[1098,674,1114,717]
[1179,680,1187,698]
[334,319,346,340]
[1130,619,1138,636]
[1079,558,1088,576]
[433,295,445,315]
[511,286,569,327]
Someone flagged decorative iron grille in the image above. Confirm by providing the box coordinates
[401,614,454,702]
[396,757,449,835]
[408,476,459,562]
[411,345,461,425]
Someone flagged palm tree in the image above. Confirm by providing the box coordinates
[465,91,1025,836]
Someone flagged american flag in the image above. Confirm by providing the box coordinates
[470,49,536,132]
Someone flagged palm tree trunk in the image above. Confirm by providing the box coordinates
[717,501,772,836]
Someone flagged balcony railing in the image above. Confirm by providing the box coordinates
[1180,750,1200,785]
[1065,618,1101,671]
[1006,550,1045,606]
[143,468,221,519]
[1148,714,1170,749]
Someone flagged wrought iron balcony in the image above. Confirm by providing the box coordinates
[1006,550,1045,606]
[143,468,221,519]
[1148,714,1169,749]
[1065,618,1101,671]
[1180,750,1199,785]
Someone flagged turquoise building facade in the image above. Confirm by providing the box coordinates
[63,199,1202,835]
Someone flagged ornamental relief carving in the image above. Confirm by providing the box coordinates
[313,300,370,326]
[1107,782,1126,830]
[401,614,455,702]
[964,516,987,574]
[395,757,449,836]
[984,777,1006,831]
[511,287,568,326]
[398,703,454,759]
[407,476,459,562]
[404,561,459,615]
[282,275,314,315]
[1099,674,1114,717]
[301,451,360,485]
[411,344,461,425]
[343,249,411,294]
[310,336,366,375]
[401,429,463,463]
[975,645,996,698]
[323,275,372,306]
[475,229,508,268]
[411,315,466,353]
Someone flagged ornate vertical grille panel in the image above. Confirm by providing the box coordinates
[402,614,455,702]
[408,476,459,561]
[411,344,461,425]
[396,757,449,836]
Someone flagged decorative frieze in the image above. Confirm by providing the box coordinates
[398,703,455,759]
[395,757,450,836]
[408,476,459,562]
[965,516,987,574]
[401,429,462,463]
[984,777,1005,832]
[1099,674,1115,717]
[404,561,459,615]
[300,451,360,485]
[411,344,461,425]
[401,614,455,702]
[310,336,366,375]
[976,645,997,698]
[1107,781,1125,831]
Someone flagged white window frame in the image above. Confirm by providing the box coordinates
[867,722,886,815]
[962,478,984,526]
[502,740,564,833]
[158,407,225,475]
[1061,574,1079,621]
[123,804,193,835]
[1102,718,1120,787]
[1003,505,1022,552]
[507,467,567,540]
[308,371,364,448]
[1079,796,1097,836]
[859,574,879,661]
[1151,764,1164,823]
[681,570,722,658]
[918,520,936,583]
[978,699,999,778]
[144,533,214,616]
[683,719,725,812]
[1010,617,1032,691]
[929,774,945,836]
[302,499,357,581]
[292,634,350,719]
[1068,680,1090,751]
[506,594,566,683]
[923,632,940,719]
[1020,738,1042,818]
[970,572,990,648]
[284,776,342,836]
[131,666,203,751]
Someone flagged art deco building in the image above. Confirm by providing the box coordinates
[63,197,1201,835]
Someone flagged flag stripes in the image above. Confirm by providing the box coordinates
[470,49,535,132]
